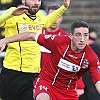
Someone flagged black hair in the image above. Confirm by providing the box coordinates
[70,20,89,34]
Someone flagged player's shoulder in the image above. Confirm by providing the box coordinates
[8,7,16,11]
[59,28,69,35]
[84,45,98,58]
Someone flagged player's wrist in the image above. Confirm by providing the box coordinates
[62,5,68,10]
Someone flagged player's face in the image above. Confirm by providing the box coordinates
[70,27,89,52]
[48,9,62,30]
[22,0,41,15]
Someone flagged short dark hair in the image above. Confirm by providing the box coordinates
[47,4,61,13]
[70,20,89,34]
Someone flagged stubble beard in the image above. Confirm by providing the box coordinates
[25,1,39,15]
[72,41,83,52]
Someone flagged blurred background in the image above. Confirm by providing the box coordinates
[44,0,100,42]
[0,0,100,41]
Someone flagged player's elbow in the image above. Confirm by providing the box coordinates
[76,89,84,97]
[95,82,100,94]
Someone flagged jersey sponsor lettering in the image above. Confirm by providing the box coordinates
[68,54,78,59]
[21,24,42,31]
[58,58,81,72]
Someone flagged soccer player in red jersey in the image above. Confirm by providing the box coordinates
[0,20,100,100]
[41,4,84,97]
[40,4,69,69]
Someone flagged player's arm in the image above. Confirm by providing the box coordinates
[0,6,29,26]
[89,55,100,94]
[0,32,37,53]
[76,89,84,97]
[95,81,100,94]
[44,0,70,28]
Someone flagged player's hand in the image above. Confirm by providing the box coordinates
[63,0,70,8]
[0,39,6,53]
[12,6,29,16]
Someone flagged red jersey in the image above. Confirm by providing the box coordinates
[42,28,68,35]
[40,28,68,69]
[76,77,84,89]
[37,34,100,90]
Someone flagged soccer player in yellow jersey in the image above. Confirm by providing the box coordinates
[0,0,70,100]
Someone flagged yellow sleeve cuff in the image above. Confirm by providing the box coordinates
[44,5,68,28]
[61,5,68,10]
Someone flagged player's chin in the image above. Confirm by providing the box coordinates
[78,46,85,50]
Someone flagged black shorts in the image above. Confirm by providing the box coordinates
[0,67,39,100]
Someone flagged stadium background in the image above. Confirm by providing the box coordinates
[44,0,100,42]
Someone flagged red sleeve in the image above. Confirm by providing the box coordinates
[37,34,68,52]
[88,48,100,84]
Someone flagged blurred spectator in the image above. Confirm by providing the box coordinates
[88,27,100,60]
[40,0,46,11]
[0,0,21,10]
[79,26,100,100]
[39,0,47,15]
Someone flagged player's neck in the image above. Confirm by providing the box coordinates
[71,42,83,53]
[47,27,59,32]
[25,12,36,17]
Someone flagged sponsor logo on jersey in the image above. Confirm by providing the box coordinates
[44,35,52,39]
[97,61,100,65]
[98,66,100,73]
[97,61,100,73]
[21,24,27,31]
[72,65,79,71]
[68,54,78,59]
[58,58,81,72]
[38,16,42,23]
[82,59,89,69]
[21,24,42,31]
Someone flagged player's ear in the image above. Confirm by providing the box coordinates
[21,0,25,5]
[60,16,62,22]
[69,33,73,39]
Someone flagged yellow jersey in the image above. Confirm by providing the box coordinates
[0,6,66,73]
